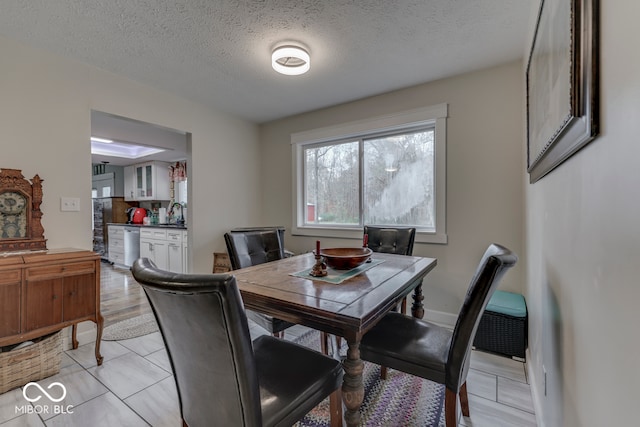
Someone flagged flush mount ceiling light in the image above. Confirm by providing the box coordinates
[272,45,310,75]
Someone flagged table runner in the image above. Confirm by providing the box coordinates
[290,259,385,284]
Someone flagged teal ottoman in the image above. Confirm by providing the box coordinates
[473,290,527,360]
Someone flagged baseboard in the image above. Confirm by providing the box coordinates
[526,347,545,427]
[422,308,457,329]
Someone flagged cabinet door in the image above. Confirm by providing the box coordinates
[154,163,171,200]
[182,230,188,273]
[140,239,168,270]
[140,239,154,263]
[135,165,144,198]
[24,278,63,331]
[153,240,168,270]
[63,273,96,321]
[0,270,21,337]
[133,163,155,199]
[144,164,153,198]
[124,166,135,201]
[167,243,183,273]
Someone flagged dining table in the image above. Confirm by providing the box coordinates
[233,251,438,427]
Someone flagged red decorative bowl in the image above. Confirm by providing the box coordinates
[319,247,373,270]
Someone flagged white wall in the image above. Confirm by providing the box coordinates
[525,2,640,426]
[0,35,261,274]
[259,61,525,316]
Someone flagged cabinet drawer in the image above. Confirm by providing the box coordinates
[108,226,124,238]
[0,269,21,285]
[26,261,96,280]
[109,251,125,265]
[140,228,167,240]
[167,230,182,243]
[109,237,124,251]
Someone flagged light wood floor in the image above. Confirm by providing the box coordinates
[100,261,152,327]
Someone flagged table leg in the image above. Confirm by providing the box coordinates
[342,338,364,427]
[95,313,104,366]
[411,282,425,319]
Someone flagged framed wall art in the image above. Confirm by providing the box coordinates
[526,0,599,183]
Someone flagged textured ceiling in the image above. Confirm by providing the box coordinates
[0,0,533,124]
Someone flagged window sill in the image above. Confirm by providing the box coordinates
[291,226,447,245]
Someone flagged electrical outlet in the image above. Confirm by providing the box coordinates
[543,365,547,396]
[61,197,80,212]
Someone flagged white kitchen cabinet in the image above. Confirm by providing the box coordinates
[107,225,125,266]
[124,161,171,201]
[167,242,183,273]
[139,227,188,274]
[123,166,136,201]
[166,229,183,273]
[107,225,140,267]
[140,228,169,270]
[182,230,189,273]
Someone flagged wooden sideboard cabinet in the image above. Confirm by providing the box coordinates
[0,248,103,365]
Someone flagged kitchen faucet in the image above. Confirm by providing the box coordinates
[171,202,185,225]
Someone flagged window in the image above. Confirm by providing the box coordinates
[292,104,447,244]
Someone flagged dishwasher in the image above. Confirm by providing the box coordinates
[123,226,141,267]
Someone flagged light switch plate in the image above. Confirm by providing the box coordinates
[61,197,80,212]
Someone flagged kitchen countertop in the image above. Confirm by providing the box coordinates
[107,223,187,230]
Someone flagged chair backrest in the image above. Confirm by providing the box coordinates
[230,226,286,249]
[364,225,416,255]
[446,243,518,391]
[224,229,285,270]
[131,258,263,427]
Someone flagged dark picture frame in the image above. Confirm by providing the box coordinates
[526,0,599,183]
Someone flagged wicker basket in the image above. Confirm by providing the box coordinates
[474,310,527,359]
[0,331,62,394]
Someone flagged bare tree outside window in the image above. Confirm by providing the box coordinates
[364,130,435,229]
[305,141,359,225]
[303,128,435,230]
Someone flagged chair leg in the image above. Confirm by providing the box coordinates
[321,333,344,356]
[329,388,343,427]
[459,381,470,417]
[321,332,329,355]
[445,388,458,427]
[400,297,407,314]
[272,331,285,339]
[380,366,388,380]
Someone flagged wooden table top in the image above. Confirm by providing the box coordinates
[233,252,437,340]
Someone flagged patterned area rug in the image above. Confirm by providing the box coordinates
[292,330,446,427]
[102,313,159,341]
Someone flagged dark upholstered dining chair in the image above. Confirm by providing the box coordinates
[131,258,344,427]
[360,225,419,378]
[359,243,517,427]
[364,225,416,313]
[364,225,416,256]
[320,226,417,363]
[230,226,294,258]
[224,229,295,337]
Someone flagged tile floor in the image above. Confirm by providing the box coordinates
[0,326,537,427]
[0,264,537,426]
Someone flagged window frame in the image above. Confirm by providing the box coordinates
[291,103,448,244]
